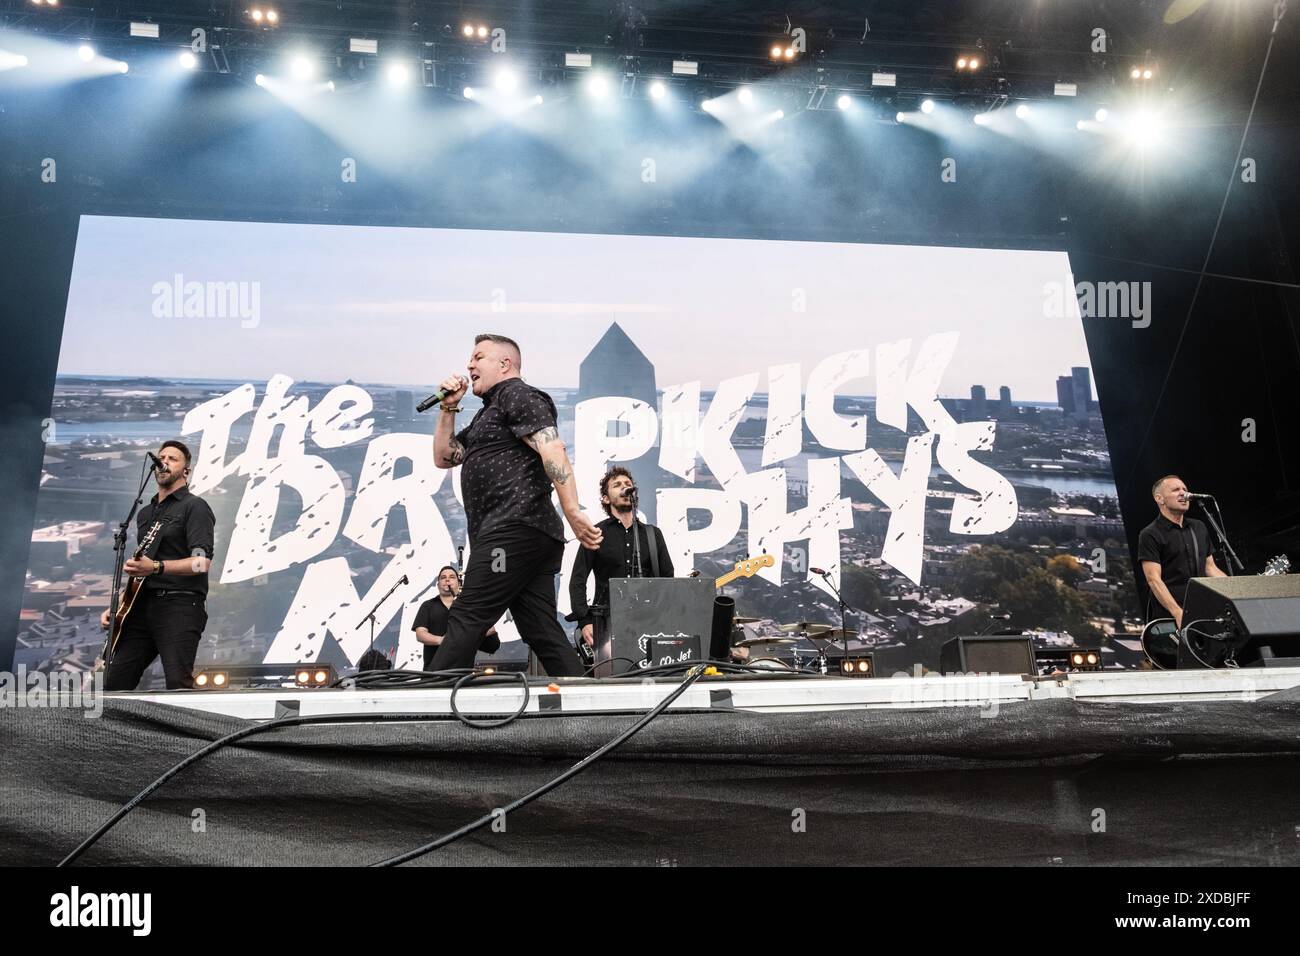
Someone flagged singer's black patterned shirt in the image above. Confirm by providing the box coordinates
[455,377,565,544]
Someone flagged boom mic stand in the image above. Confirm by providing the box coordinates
[1195,496,1244,574]
[358,574,408,667]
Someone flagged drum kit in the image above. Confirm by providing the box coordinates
[732,618,856,673]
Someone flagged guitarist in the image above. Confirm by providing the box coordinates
[99,440,216,690]
[567,467,674,652]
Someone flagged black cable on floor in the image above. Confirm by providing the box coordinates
[370,663,710,866]
[448,669,530,728]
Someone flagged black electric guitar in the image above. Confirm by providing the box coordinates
[1141,554,1290,670]
[97,520,164,669]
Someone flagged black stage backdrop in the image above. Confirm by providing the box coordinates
[2,7,1299,671]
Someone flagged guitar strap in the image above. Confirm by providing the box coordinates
[644,523,660,579]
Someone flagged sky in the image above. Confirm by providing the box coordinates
[58,215,1091,401]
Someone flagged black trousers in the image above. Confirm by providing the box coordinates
[430,525,584,677]
[105,589,207,690]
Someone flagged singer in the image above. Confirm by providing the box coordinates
[1138,474,1226,628]
[428,334,602,675]
[567,466,675,650]
[99,440,216,690]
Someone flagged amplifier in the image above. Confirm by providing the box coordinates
[1181,575,1300,667]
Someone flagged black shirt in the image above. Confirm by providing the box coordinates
[568,516,675,627]
[456,377,564,544]
[412,596,453,671]
[135,486,216,597]
[1137,513,1211,615]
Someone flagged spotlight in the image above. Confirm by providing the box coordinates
[386,63,410,86]
[212,672,228,688]
[325,80,335,92]
[294,665,337,687]
[649,80,666,100]
[895,110,905,123]
[463,85,475,99]
[968,57,980,69]
[1015,103,1030,119]
[836,94,851,110]
[783,47,795,59]
[837,655,875,677]
[587,74,609,98]
[254,73,266,87]
[493,66,518,93]
[117,61,129,74]
[1142,68,1153,79]
[701,98,716,113]
[289,55,314,81]
[462,24,474,37]
[179,51,198,70]
[194,672,210,687]
[249,7,264,22]
[1094,107,1108,122]
[770,44,783,59]
[737,86,753,105]
[973,112,990,126]
[920,98,935,114]
[267,9,279,23]
[477,25,488,38]
[957,57,968,69]
[77,44,95,62]
[533,93,543,104]
[1075,120,1085,130]
[773,109,784,119]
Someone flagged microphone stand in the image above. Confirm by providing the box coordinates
[357,576,407,666]
[103,458,156,672]
[1195,496,1244,574]
[628,489,644,579]
[817,569,853,675]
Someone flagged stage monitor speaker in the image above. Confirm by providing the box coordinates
[601,577,716,675]
[1181,575,1300,667]
[940,635,1035,676]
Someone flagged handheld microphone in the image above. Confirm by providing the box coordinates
[416,378,467,414]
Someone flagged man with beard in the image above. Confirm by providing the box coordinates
[100,439,216,690]
[568,466,675,655]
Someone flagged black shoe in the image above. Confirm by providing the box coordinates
[480,632,502,655]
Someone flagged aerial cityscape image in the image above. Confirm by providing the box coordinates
[20,216,1137,687]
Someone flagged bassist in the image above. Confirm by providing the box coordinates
[99,440,216,690]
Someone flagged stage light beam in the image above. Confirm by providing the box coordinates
[649,80,666,100]
[921,99,935,114]
[738,86,754,106]
[289,55,314,81]
[178,51,198,70]
[1015,103,1030,119]
[386,63,410,87]
[1095,107,1108,122]
[77,44,95,62]
[837,94,852,111]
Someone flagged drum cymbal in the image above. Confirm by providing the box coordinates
[777,622,833,635]
[814,629,858,640]
[735,636,798,648]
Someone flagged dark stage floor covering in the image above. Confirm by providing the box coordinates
[5,687,1300,866]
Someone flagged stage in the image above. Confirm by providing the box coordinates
[5,666,1300,867]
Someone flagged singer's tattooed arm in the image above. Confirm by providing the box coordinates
[523,425,603,549]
